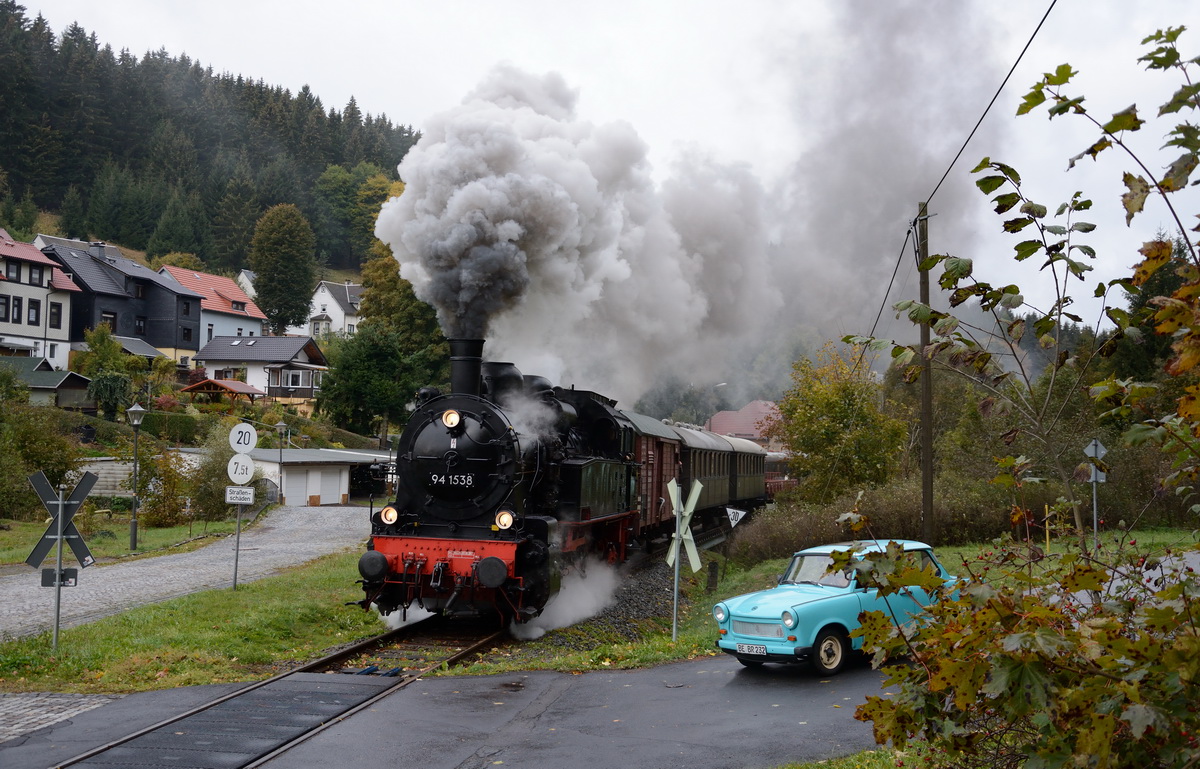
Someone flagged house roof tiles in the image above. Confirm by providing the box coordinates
[159,266,267,320]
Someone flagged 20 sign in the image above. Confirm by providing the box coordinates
[229,423,258,453]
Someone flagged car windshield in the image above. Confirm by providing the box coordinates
[781,554,852,588]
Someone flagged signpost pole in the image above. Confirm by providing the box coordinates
[53,484,65,650]
[233,503,243,590]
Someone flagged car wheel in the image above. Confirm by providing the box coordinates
[810,627,848,675]
[737,658,764,668]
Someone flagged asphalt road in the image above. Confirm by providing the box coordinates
[2,656,888,769]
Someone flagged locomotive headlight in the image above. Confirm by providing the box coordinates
[713,604,728,623]
[379,505,399,525]
[782,610,797,629]
[494,509,515,530]
[441,409,462,429]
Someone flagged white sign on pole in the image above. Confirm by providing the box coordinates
[229,423,258,453]
[726,507,747,527]
[225,486,255,505]
[227,454,255,485]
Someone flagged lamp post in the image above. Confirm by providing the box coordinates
[275,421,287,504]
[127,403,146,550]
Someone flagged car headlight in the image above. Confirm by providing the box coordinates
[782,610,796,629]
[379,505,399,525]
[713,604,727,623]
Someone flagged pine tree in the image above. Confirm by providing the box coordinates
[211,176,259,270]
[59,183,87,239]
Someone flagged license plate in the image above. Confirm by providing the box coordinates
[737,643,767,656]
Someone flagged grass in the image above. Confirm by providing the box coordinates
[0,550,385,693]
[0,515,246,566]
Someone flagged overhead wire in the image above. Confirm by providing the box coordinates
[817,1,1059,504]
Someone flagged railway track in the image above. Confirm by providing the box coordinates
[54,616,506,769]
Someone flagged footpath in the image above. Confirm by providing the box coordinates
[0,505,369,744]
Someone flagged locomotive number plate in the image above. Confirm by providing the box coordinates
[430,473,475,487]
[736,643,768,656]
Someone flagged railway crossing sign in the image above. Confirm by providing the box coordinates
[665,478,702,573]
[25,471,98,569]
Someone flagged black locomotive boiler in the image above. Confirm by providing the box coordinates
[356,338,771,623]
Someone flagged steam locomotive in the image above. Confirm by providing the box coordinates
[356,338,770,623]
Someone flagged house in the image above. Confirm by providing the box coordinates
[39,239,204,365]
[0,229,81,369]
[285,280,362,337]
[0,356,93,410]
[193,335,328,416]
[236,269,257,299]
[705,400,784,450]
[159,265,268,349]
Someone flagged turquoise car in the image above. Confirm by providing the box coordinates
[712,539,954,674]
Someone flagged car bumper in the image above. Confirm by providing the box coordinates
[716,638,812,664]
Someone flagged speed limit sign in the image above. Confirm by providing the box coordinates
[229,423,258,453]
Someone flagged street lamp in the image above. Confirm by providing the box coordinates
[275,421,287,504]
[127,403,146,550]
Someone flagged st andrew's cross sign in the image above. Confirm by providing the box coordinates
[25,471,98,569]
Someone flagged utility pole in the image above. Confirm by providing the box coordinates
[917,202,934,542]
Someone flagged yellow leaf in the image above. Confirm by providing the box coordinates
[1132,239,1173,286]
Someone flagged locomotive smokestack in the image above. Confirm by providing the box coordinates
[449,338,485,397]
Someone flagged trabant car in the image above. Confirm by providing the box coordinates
[712,539,954,674]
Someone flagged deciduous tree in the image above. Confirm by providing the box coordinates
[249,203,317,334]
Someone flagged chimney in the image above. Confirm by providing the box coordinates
[448,338,484,397]
[89,242,109,260]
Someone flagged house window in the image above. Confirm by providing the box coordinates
[347,324,355,334]
[182,300,191,316]
[134,282,146,299]
[288,371,303,388]
[28,265,43,285]
[232,301,245,311]
[0,296,8,323]
[135,316,146,335]
[100,311,116,329]
[269,369,279,387]
[236,328,243,336]
[48,343,56,358]
[11,296,21,325]
[27,299,39,325]
[207,323,213,341]
[5,262,19,281]
[49,302,61,329]
[181,326,193,342]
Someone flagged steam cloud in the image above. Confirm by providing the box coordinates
[375,65,782,403]
[509,559,620,640]
[375,2,1006,404]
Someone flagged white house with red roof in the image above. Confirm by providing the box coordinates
[158,265,268,353]
[0,229,80,369]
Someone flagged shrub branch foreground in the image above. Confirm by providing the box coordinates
[839,513,1200,769]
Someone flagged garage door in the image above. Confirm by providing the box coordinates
[284,470,307,507]
[320,468,341,505]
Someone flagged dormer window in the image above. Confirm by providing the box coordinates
[232,301,246,312]
[230,339,241,346]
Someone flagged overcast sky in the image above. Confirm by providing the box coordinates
[23,0,1200,400]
